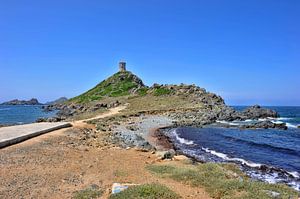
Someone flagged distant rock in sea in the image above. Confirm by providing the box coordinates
[45,97,68,105]
[1,98,42,105]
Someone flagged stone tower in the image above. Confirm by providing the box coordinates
[119,61,126,72]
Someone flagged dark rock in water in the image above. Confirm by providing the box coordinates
[1,98,42,105]
[241,105,279,119]
[240,121,287,130]
[36,118,46,123]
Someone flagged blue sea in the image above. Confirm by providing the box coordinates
[0,105,57,125]
[170,106,300,191]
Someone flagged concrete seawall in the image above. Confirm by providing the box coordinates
[0,122,72,148]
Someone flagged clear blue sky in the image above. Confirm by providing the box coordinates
[0,0,299,105]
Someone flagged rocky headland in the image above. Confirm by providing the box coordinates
[44,78,284,131]
[1,98,42,105]
[2,66,298,199]
[38,69,288,153]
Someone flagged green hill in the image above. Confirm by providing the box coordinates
[71,71,147,103]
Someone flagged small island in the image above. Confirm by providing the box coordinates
[1,98,42,105]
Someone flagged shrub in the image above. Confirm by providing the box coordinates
[109,183,181,199]
[73,185,103,199]
[153,88,172,96]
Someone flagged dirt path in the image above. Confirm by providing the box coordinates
[0,106,210,199]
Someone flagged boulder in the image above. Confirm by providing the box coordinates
[156,149,176,160]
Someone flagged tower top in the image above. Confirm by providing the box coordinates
[119,61,126,72]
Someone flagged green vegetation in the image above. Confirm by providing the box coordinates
[109,183,181,199]
[147,163,298,199]
[153,87,172,96]
[137,87,149,96]
[71,71,145,103]
[73,185,103,199]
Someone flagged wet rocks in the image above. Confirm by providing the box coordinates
[240,121,288,130]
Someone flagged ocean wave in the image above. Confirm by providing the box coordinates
[248,170,300,191]
[201,147,300,190]
[286,123,298,128]
[287,171,300,178]
[276,117,293,120]
[172,129,194,145]
[270,120,284,124]
[0,108,11,111]
[202,147,262,168]
[221,134,300,156]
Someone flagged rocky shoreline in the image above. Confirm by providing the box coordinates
[81,105,287,161]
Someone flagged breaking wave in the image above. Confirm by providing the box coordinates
[172,129,194,145]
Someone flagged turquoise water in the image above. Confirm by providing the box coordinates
[0,105,57,125]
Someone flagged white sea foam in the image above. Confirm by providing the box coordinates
[271,120,284,124]
[202,147,300,191]
[258,118,268,121]
[286,123,298,128]
[173,130,194,145]
[276,117,292,120]
[216,120,240,126]
[202,147,262,168]
[287,171,300,178]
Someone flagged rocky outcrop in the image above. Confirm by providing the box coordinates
[240,121,287,130]
[1,98,42,105]
[166,104,280,128]
[111,131,154,151]
[42,100,121,119]
[148,84,225,106]
[241,105,278,119]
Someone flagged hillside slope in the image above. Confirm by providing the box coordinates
[71,71,146,103]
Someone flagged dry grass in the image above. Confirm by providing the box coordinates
[147,163,298,199]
